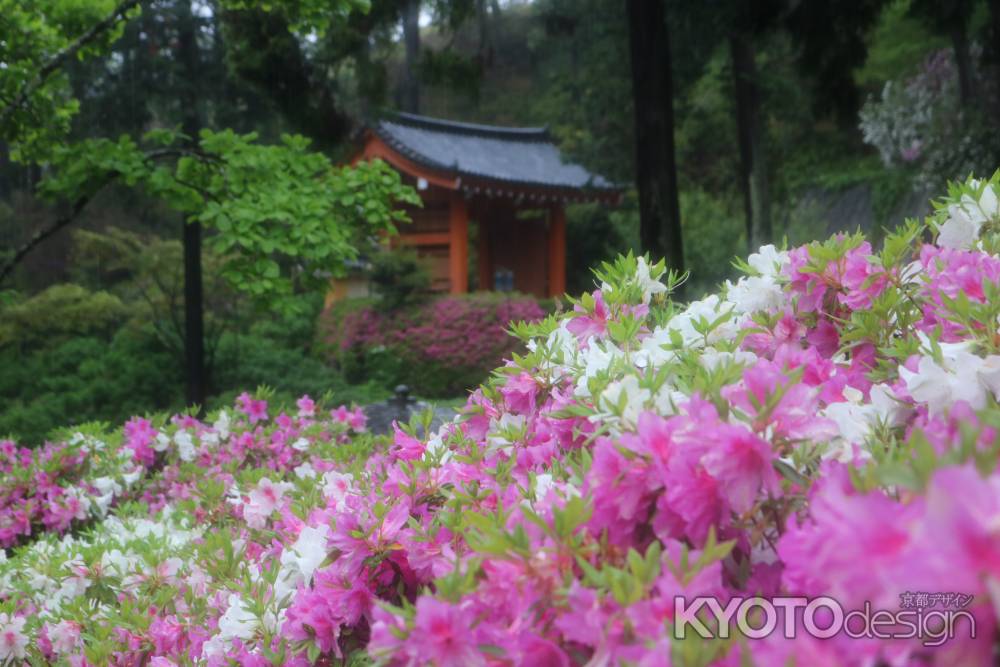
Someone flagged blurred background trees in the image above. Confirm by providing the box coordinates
[4,0,1000,441]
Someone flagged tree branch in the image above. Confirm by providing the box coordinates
[0,146,216,285]
[0,0,142,132]
[0,175,119,284]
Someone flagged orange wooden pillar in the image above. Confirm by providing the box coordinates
[477,210,493,291]
[449,192,469,293]
[547,204,567,297]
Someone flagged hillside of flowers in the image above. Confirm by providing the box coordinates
[3,174,1000,665]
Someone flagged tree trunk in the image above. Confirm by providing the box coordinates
[951,19,976,106]
[475,0,494,67]
[625,0,684,279]
[992,0,1000,111]
[730,32,772,252]
[401,0,421,113]
[178,1,206,409]
[219,7,354,150]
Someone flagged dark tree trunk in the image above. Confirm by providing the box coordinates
[401,0,421,113]
[992,0,1000,111]
[178,1,206,409]
[730,32,772,252]
[183,217,206,409]
[475,0,494,67]
[220,8,353,150]
[951,19,976,106]
[625,0,684,279]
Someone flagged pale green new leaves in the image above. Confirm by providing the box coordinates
[40,129,420,312]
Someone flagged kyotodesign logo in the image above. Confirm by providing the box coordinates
[674,593,976,647]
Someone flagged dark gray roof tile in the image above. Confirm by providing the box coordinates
[372,112,618,192]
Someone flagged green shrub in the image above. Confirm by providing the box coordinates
[210,331,388,412]
[0,331,182,444]
[0,284,127,348]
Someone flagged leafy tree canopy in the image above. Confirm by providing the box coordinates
[34,129,419,310]
[0,0,140,160]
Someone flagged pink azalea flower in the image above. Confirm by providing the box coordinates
[296,395,316,417]
[391,423,425,460]
[567,289,610,341]
[236,392,269,423]
[778,463,921,609]
[408,597,485,666]
[149,615,186,656]
[501,372,539,413]
[124,417,158,467]
[914,465,1000,592]
[700,423,779,513]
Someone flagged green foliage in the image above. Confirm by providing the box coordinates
[565,202,633,295]
[678,189,744,296]
[0,330,182,444]
[0,284,127,348]
[0,309,385,445]
[854,0,948,88]
[0,0,139,160]
[368,245,432,312]
[209,332,388,414]
[0,236,384,443]
[37,130,420,313]
[220,0,371,35]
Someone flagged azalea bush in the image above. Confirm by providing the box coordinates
[322,293,547,397]
[3,175,1000,664]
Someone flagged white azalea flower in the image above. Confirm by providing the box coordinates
[213,410,231,441]
[275,524,329,599]
[574,339,624,397]
[700,348,758,373]
[533,473,554,501]
[293,462,316,479]
[634,256,668,304]
[174,431,197,462]
[936,182,999,249]
[821,402,874,460]
[599,374,650,426]
[725,275,784,315]
[869,383,911,427]
[634,328,679,369]
[653,385,686,416]
[121,467,143,487]
[746,244,789,277]
[937,209,982,249]
[900,351,1000,416]
[900,356,959,416]
[423,433,452,463]
[217,593,258,641]
[153,433,171,452]
[665,294,736,348]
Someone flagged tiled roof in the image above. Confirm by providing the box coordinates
[371,112,619,193]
